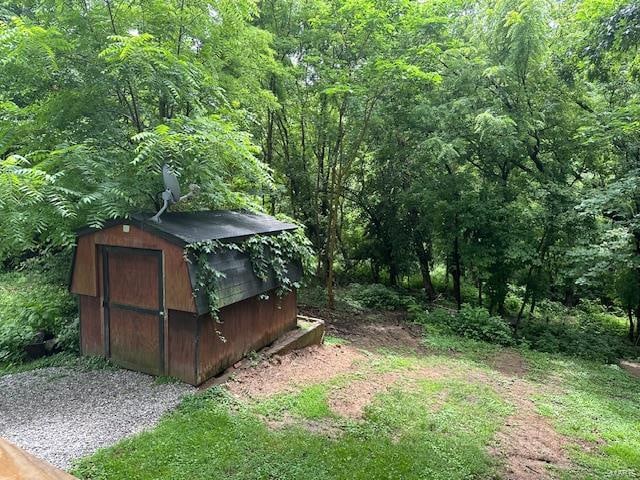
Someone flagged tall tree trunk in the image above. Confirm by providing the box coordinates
[452,235,462,310]
[326,164,339,309]
[389,261,399,287]
[563,286,576,308]
[371,260,380,283]
[498,299,506,317]
[516,290,530,331]
[445,263,450,292]
[517,231,549,327]
[628,307,635,342]
[529,295,537,318]
[414,238,436,301]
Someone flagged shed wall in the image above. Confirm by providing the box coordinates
[79,295,102,355]
[71,224,195,312]
[167,310,198,385]
[196,289,297,384]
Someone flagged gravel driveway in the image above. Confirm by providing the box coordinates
[0,366,194,469]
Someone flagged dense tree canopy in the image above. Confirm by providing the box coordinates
[1,0,640,341]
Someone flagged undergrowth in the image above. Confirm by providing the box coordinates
[0,269,78,363]
[410,302,636,363]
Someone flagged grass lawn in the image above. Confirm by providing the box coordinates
[69,316,640,480]
[73,357,511,480]
[529,354,640,479]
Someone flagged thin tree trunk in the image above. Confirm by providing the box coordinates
[326,163,339,309]
[445,263,450,292]
[517,231,549,326]
[452,235,462,310]
[516,290,530,329]
[628,307,635,342]
[529,296,537,318]
[563,286,576,308]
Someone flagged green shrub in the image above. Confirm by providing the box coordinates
[297,284,328,308]
[414,297,636,363]
[456,306,515,346]
[0,271,78,362]
[414,305,514,346]
[503,293,522,317]
[518,303,633,363]
[340,283,411,311]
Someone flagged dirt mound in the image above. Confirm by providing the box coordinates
[228,308,576,479]
[301,306,425,352]
[327,366,451,419]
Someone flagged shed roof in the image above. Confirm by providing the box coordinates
[78,210,298,246]
[74,211,302,314]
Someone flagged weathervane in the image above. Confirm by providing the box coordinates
[150,164,199,223]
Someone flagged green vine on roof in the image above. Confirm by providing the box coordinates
[184,228,313,336]
[244,228,314,298]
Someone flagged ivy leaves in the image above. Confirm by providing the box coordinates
[244,229,314,297]
[185,229,313,322]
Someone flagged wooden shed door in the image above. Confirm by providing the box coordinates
[102,246,165,375]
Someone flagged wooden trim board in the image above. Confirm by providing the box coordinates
[0,438,78,480]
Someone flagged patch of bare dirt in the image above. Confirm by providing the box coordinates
[489,349,529,377]
[228,307,579,479]
[263,413,344,439]
[489,371,572,479]
[301,306,425,352]
[327,366,451,419]
[227,344,366,399]
[328,372,401,419]
[620,360,640,378]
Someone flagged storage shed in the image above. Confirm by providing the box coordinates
[70,211,302,385]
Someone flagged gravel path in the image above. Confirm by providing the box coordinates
[0,366,194,470]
